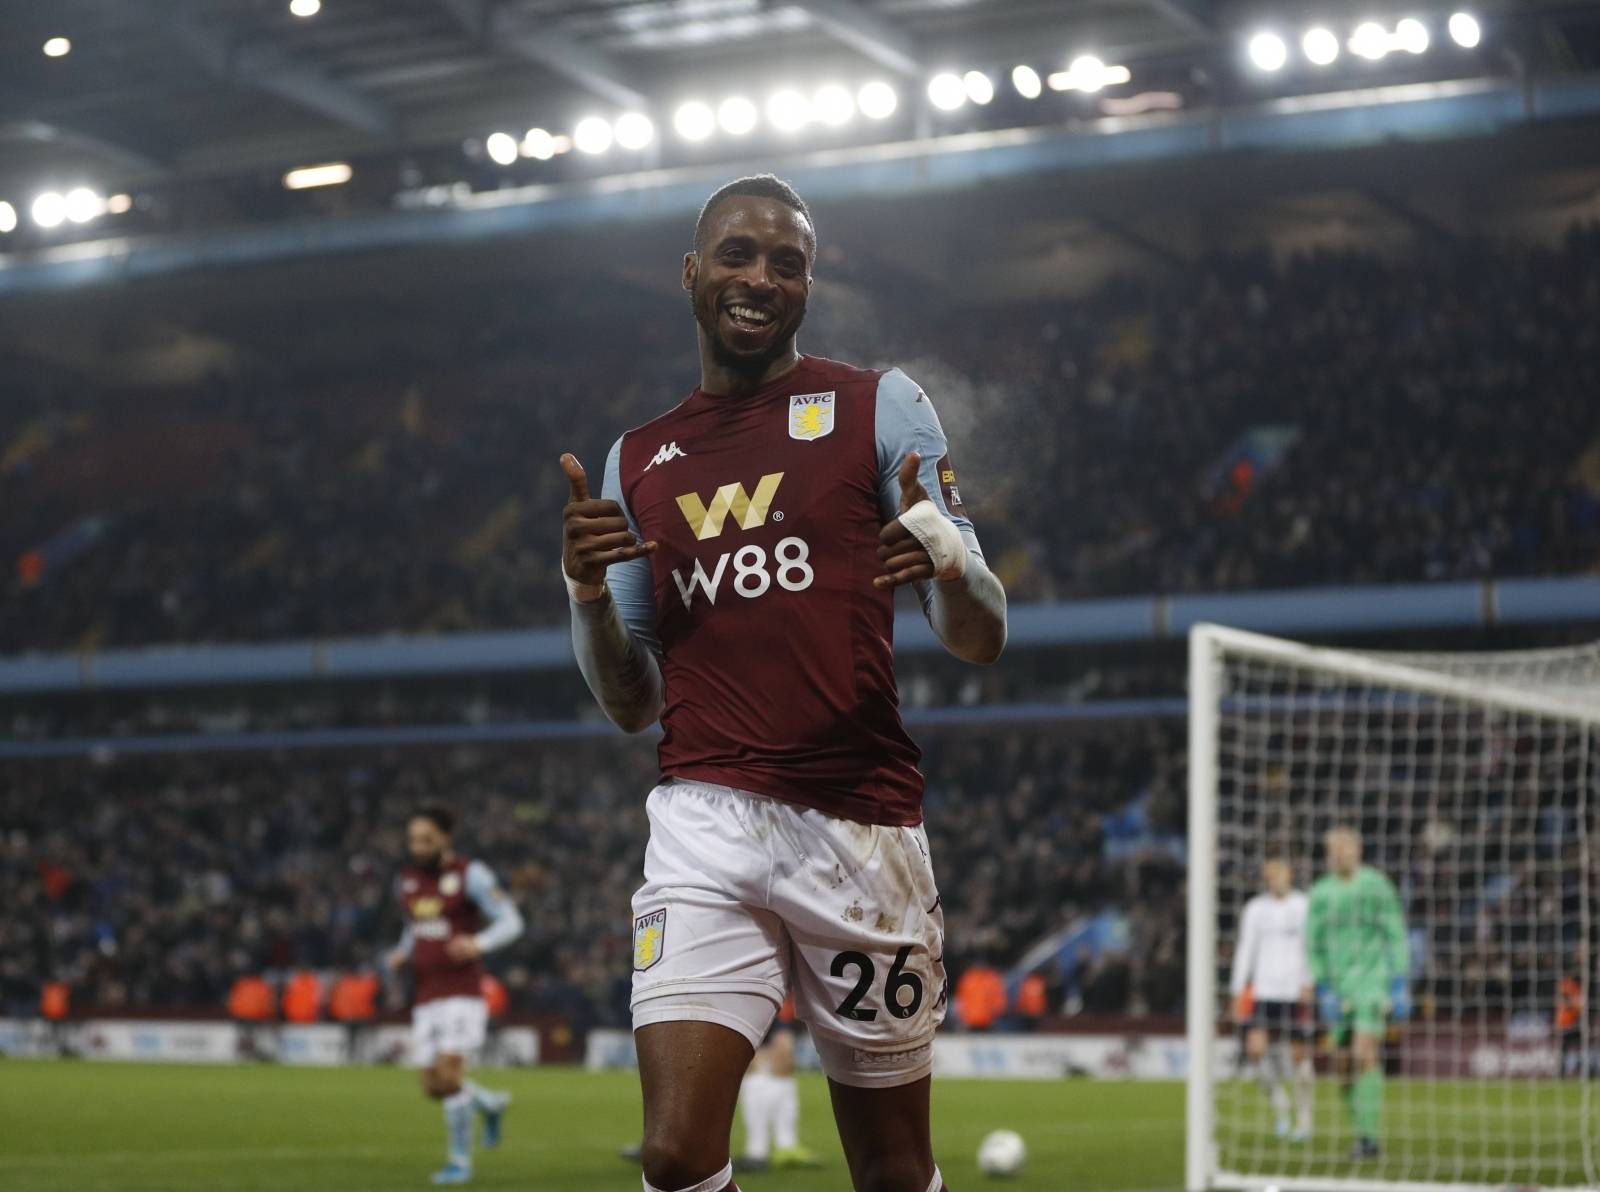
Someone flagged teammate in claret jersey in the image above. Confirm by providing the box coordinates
[560,174,1008,1192]
[388,806,525,1185]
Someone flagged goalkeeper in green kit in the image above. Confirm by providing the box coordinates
[1307,827,1410,1161]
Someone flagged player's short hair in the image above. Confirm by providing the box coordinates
[411,804,456,835]
[693,174,816,260]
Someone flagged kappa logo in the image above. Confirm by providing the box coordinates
[789,391,835,441]
[675,472,784,540]
[644,441,688,471]
[633,909,667,971]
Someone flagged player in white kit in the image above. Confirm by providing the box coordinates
[1230,859,1315,1140]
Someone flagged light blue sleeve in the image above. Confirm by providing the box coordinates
[601,435,662,661]
[465,860,524,954]
[394,925,414,957]
[874,368,986,616]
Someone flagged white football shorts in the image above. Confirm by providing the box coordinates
[411,995,488,1067]
[630,778,948,1088]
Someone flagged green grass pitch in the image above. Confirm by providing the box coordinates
[0,1061,1181,1192]
[1,1062,1593,1191]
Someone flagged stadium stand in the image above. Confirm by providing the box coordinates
[4,230,1598,654]
[5,708,1584,1030]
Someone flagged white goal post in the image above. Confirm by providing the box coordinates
[1187,623,1599,1192]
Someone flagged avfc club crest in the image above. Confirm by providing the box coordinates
[788,391,835,441]
[439,872,461,897]
[633,909,667,971]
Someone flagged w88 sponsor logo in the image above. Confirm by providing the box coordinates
[671,537,814,610]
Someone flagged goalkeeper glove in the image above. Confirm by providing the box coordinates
[1389,975,1411,1021]
[1317,984,1343,1025]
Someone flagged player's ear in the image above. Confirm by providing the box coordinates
[682,251,698,292]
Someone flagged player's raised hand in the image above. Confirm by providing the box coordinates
[560,453,656,592]
[875,452,941,589]
[893,450,932,514]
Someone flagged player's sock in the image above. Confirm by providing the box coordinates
[641,1160,738,1191]
[462,1079,509,1114]
[739,1074,774,1161]
[1294,1057,1315,1133]
[1269,1044,1292,1128]
[442,1088,474,1169]
[924,1167,946,1192]
[1254,1053,1276,1099]
[1353,1067,1383,1140]
[771,1074,800,1151]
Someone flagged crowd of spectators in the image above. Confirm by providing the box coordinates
[0,723,1186,1027]
[5,711,1587,1030]
[4,227,1599,654]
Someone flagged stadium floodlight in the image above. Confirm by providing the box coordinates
[1350,21,1390,59]
[1302,26,1340,65]
[485,132,519,165]
[106,193,132,214]
[963,70,994,105]
[812,84,855,126]
[1187,623,1600,1192]
[766,88,811,132]
[282,162,352,189]
[927,72,967,111]
[1070,55,1109,92]
[1449,11,1481,47]
[522,128,556,159]
[289,0,321,16]
[1395,17,1430,53]
[43,37,71,58]
[0,202,15,234]
[573,116,613,154]
[857,81,898,120]
[31,193,66,228]
[1247,32,1289,72]
[717,96,758,135]
[63,187,104,223]
[1011,65,1042,99]
[673,101,715,141]
[613,113,654,150]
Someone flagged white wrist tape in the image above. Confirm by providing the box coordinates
[564,569,607,604]
[898,499,968,581]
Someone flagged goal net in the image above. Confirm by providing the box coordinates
[1186,624,1599,1192]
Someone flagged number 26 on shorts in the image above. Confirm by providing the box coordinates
[831,945,925,1021]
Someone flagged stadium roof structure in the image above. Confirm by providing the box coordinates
[4,1,1600,201]
[2,0,1600,302]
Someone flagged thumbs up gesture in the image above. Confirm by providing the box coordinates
[561,453,656,596]
[874,452,939,590]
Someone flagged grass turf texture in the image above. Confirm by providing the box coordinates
[1,1063,1591,1191]
[2,1062,1178,1192]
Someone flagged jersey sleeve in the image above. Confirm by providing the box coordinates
[1306,884,1329,987]
[600,435,662,660]
[465,860,524,954]
[1375,872,1410,982]
[874,368,986,616]
[1293,895,1313,990]
[1230,898,1259,994]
